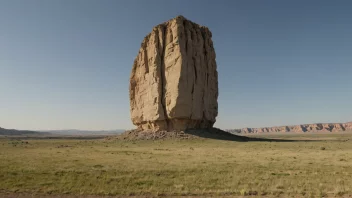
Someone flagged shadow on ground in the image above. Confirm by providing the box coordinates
[184,128,322,142]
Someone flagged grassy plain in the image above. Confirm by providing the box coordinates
[1,133,352,197]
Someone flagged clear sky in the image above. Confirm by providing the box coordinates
[1,0,351,130]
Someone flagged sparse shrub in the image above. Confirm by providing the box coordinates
[337,191,345,196]
[93,164,104,168]
[260,191,268,196]
[240,189,248,196]
[248,191,258,195]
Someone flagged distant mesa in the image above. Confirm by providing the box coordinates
[42,129,125,136]
[129,15,218,131]
[227,122,352,134]
[0,128,125,136]
[0,127,47,136]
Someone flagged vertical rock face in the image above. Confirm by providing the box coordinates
[129,16,218,131]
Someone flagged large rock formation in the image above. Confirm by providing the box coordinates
[227,122,352,134]
[129,16,218,131]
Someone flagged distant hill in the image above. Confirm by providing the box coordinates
[40,129,125,136]
[0,127,125,136]
[227,121,352,134]
[0,127,48,136]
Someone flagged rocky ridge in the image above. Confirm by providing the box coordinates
[227,122,352,134]
[0,127,46,136]
[129,15,218,131]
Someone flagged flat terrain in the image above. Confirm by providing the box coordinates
[1,133,352,197]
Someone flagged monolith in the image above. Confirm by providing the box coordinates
[129,15,218,131]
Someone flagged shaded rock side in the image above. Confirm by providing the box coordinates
[129,16,218,131]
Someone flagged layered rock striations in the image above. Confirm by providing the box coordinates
[227,122,352,134]
[129,16,218,131]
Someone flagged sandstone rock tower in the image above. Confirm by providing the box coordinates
[129,16,218,131]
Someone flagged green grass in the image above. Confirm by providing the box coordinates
[1,134,352,197]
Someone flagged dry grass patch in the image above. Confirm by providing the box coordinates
[0,133,352,197]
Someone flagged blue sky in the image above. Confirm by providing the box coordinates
[0,0,351,130]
